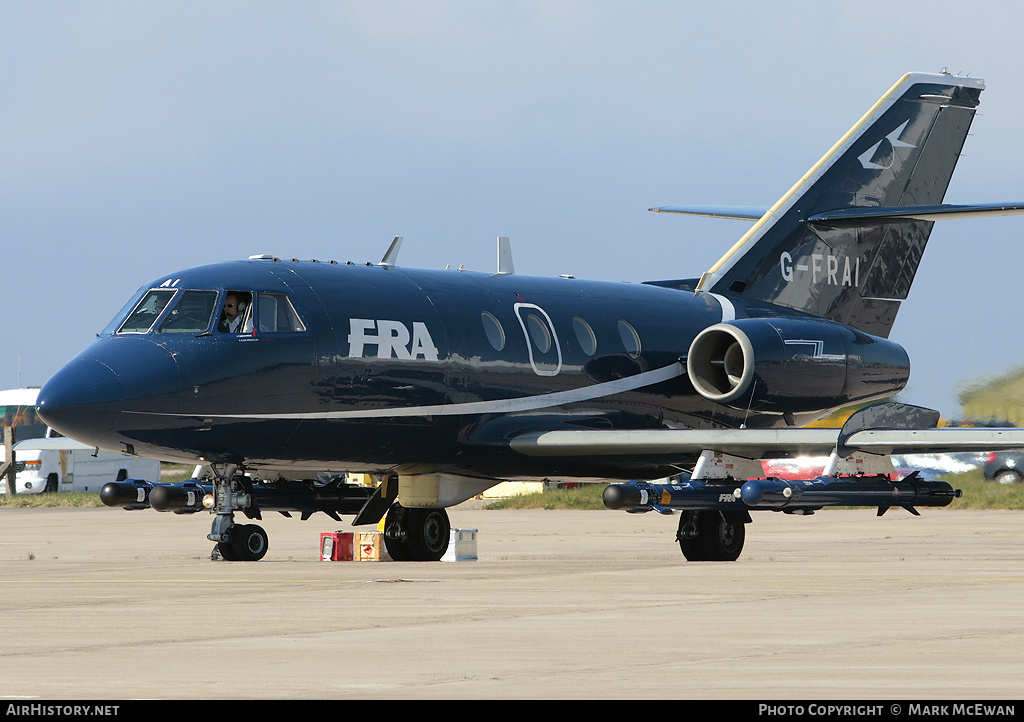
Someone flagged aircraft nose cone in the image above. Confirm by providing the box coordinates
[36,358,125,446]
[37,337,183,454]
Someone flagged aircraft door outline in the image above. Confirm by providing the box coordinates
[513,302,562,376]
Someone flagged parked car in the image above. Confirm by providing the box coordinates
[983,452,1024,484]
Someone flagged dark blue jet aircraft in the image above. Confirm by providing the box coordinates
[36,71,1024,562]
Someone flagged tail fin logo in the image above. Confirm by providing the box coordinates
[858,120,916,170]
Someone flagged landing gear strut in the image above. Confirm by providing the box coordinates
[383,504,451,561]
[676,510,745,562]
[208,468,268,562]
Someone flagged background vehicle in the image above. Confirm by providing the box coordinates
[2,437,160,494]
[983,452,1024,484]
[2,388,160,494]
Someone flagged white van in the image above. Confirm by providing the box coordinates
[2,437,161,494]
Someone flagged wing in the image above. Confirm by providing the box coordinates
[510,426,1024,457]
[509,402,1024,477]
[511,427,841,458]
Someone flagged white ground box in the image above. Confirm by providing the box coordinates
[442,528,478,562]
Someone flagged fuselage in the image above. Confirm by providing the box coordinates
[35,257,906,482]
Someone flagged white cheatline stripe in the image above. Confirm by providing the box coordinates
[707,293,735,322]
[130,362,686,421]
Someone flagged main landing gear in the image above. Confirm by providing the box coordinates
[382,505,451,562]
[675,510,745,562]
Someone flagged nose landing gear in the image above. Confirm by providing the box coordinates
[215,523,269,561]
[208,467,268,562]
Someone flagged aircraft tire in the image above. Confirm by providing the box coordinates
[383,505,450,561]
[404,508,451,562]
[230,524,269,562]
[678,537,703,561]
[383,505,413,561]
[699,511,744,561]
[216,541,239,561]
[677,511,744,561]
[677,511,704,561]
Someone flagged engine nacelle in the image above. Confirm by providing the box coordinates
[686,317,909,414]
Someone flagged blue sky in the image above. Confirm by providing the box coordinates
[2,1,1023,418]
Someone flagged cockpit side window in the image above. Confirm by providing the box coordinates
[218,291,253,334]
[257,293,306,333]
[118,289,177,334]
[157,290,219,334]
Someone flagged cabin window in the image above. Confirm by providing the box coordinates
[118,289,177,334]
[617,319,641,358]
[158,291,219,334]
[572,316,597,356]
[526,313,552,354]
[481,311,505,351]
[257,293,306,333]
[513,302,562,377]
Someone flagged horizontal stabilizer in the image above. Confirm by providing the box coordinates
[808,202,1024,225]
[652,202,1024,225]
[649,205,768,220]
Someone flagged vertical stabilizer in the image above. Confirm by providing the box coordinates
[698,72,984,337]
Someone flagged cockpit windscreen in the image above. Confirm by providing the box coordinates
[158,290,219,334]
[118,289,176,334]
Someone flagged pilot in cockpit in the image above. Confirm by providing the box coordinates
[218,292,248,333]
